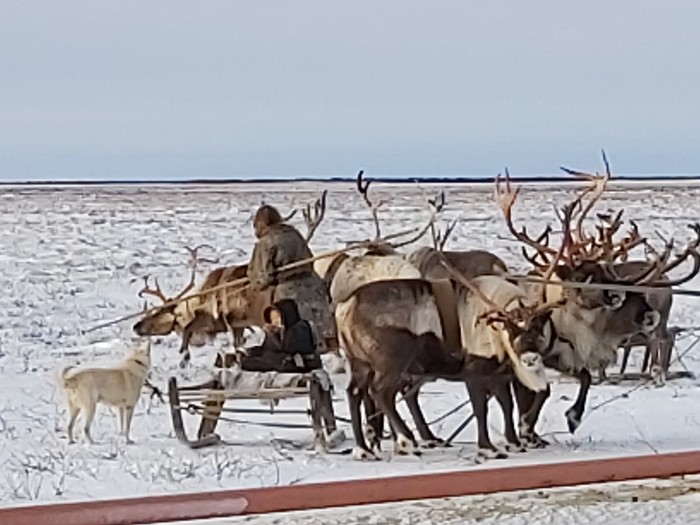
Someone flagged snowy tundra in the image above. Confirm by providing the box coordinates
[1,180,700,507]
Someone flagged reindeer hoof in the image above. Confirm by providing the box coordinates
[651,365,666,387]
[523,434,549,449]
[395,434,421,456]
[363,427,382,452]
[352,446,380,461]
[421,438,447,449]
[476,447,508,462]
[505,440,526,453]
[309,430,328,452]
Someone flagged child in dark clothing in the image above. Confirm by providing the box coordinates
[239,299,322,373]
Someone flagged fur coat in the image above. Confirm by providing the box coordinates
[247,223,336,348]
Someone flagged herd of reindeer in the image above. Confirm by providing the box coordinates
[129,162,700,461]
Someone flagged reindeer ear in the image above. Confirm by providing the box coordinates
[603,290,626,310]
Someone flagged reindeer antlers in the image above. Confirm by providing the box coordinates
[356,170,385,240]
[426,190,457,250]
[302,189,327,242]
[185,244,219,265]
[345,170,423,249]
[138,244,217,305]
[174,245,213,300]
[496,168,559,263]
[498,152,700,291]
[138,276,168,303]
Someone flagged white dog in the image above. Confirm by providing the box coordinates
[59,341,152,444]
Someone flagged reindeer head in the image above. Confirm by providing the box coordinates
[132,284,179,337]
[132,245,216,337]
[478,297,565,392]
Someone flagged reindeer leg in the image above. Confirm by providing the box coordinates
[347,377,378,461]
[565,369,591,433]
[619,340,633,376]
[660,330,673,373]
[641,341,651,374]
[178,321,196,369]
[179,312,221,368]
[596,364,607,384]
[513,380,550,448]
[373,386,420,457]
[651,333,668,386]
[494,380,524,452]
[467,381,506,460]
[362,392,384,452]
[403,383,444,448]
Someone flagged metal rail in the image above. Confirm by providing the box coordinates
[3,450,700,525]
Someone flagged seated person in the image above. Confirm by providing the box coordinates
[239,298,322,373]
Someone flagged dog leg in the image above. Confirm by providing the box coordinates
[67,403,80,445]
[124,406,135,444]
[118,407,125,436]
[83,403,96,444]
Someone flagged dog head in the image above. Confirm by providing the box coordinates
[127,339,152,371]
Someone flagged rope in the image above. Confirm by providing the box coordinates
[426,399,471,426]
[506,273,700,298]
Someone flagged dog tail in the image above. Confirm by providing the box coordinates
[58,365,77,390]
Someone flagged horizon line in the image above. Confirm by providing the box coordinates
[2,173,700,186]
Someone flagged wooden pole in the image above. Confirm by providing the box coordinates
[84,236,397,333]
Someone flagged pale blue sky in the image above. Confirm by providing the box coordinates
[1,1,699,181]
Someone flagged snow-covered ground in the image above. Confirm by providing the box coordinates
[1,180,700,508]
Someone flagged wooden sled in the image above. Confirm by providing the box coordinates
[168,352,337,449]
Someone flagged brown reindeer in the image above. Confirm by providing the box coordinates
[133,192,329,368]
[313,173,464,450]
[329,172,572,460]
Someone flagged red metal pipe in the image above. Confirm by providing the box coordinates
[3,449,700,525]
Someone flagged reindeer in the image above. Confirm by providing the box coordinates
[327,172,573,460]
[132,247,258,368]
[133,192,328,368]
[311,173,462,449]
[336,278,464,459]
[495,163,700,445]
[612,224,699,384]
